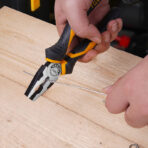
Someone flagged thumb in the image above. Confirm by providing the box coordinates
[64,1,102,44]
[104,76,129,114]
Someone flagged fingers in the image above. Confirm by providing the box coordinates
[104,77,129,114]
[79,31,110,62]
[106,85,148,128]
[104,75,148,128]
[55,0,123,63]
[64,0,102,44]
[125,105,148,128]
[78,49,98,63]
[79,18,123,62]
[103,55,148,128]
[105,91,129,114]
[116,18,123,32]
[54,0,67,35]
[107,18,123,41]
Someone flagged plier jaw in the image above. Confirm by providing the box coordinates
[25,62,61,101]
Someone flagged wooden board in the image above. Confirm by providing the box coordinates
[0,7,147,148]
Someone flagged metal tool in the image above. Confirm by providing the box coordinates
[129,144,140,148]
[25,4,121,101]
[23,71,106,97]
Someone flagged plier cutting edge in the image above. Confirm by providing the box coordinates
[25,0,121,101]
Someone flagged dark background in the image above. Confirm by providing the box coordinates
[0,0,54,23]
[0,0,148,57]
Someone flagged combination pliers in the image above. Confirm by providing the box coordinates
[25,0,121,101]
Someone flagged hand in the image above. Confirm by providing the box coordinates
[104,56,148,128]
[55,0,122,62]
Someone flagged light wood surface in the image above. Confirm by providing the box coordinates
[0,7,147,148]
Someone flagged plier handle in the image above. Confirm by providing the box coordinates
[45,0,102,64]
[46,7,121,75]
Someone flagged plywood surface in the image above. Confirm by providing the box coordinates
[0,7,147,148]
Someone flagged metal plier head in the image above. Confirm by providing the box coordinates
[25,62,61,101]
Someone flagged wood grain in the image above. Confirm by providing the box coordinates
[0,7,147,148]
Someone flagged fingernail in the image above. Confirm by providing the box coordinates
[92,37,101,44]
[105,33,110,43]
[102,85,113,94]
[112,23,118,32]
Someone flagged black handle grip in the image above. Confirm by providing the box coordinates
[46,23,72,62]
[64,7,121,74]
[45,0,102,63]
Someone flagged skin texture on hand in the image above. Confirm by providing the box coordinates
[55,0,122,62]
[55,0,148,128]
[104,55,148,128]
